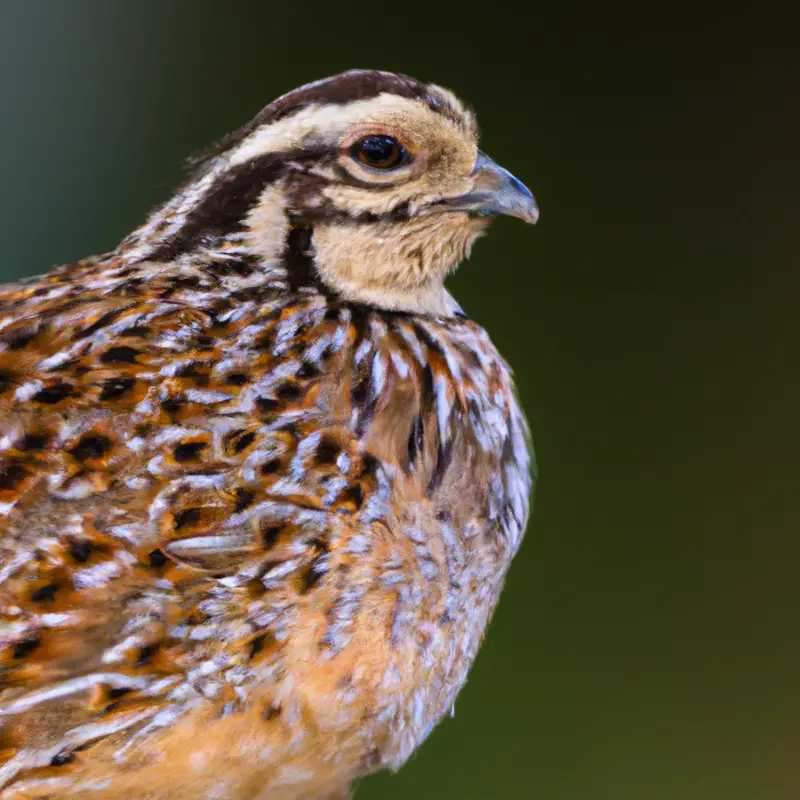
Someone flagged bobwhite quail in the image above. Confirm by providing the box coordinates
[0,70,537,799]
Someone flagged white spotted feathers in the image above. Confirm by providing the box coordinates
[0,69,535,799]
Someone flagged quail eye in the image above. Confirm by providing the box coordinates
[351,136,407,170]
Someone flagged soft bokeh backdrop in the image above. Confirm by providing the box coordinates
[1,2,797,798]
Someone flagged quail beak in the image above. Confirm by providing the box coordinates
[444,151,539,224]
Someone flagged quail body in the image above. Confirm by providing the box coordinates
[0,71,537,799]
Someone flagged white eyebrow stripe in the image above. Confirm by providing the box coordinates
[227,94,445,167]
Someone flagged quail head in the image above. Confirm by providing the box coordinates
[0,70,537,799]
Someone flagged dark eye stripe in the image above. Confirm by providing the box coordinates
[144,148,330,262]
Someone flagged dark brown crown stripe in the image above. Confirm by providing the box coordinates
[142,71,470,278]
[188,70,464,175]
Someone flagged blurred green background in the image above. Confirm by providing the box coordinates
[1,2,798,798]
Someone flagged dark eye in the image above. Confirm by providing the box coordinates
[351,136,407,170]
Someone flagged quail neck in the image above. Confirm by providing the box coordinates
[0,70,536,799]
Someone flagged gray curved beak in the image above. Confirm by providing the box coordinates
[444,151,539,224]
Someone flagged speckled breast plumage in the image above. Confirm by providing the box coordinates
[0,253,529,798]
[0,69,535,799]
